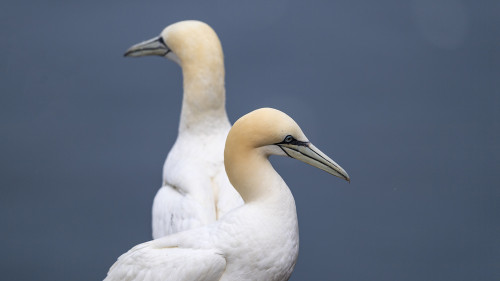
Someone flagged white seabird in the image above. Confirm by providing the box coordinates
[124,21,243,238]
[104,108,350,281]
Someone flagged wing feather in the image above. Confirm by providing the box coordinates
[152,184,212,238]
[105,240,226,281]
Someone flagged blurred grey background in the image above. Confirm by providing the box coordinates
[1,0,499,280]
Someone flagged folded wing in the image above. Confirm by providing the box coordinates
[105,240,226,281]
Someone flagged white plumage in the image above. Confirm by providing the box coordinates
[125,20,243,238]
[105,108,350,281]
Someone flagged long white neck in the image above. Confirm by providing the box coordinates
[178,56,230,134]
[226,147,296,207]
[224,148,299,280]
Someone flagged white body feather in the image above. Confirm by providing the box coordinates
[106,108,350,281]
[153,118,242,237]
[107,179,298,281]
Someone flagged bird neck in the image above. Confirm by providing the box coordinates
[225,148,293,205]
[178,60,229,133]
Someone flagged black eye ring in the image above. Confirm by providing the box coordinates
[284,135,294,143]
[158,36,166,46]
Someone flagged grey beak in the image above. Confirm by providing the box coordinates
[124,36,170,57]
[278,142,350,182]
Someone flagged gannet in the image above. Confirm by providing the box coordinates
[104,108,350,281]
[124,21,243,238]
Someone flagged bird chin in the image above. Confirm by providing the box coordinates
[259,145,289,157]
[165,52,181,65]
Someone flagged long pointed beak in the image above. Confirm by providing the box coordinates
[124,36,170,57]
[278,142,350,182]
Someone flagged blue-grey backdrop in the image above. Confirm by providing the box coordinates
[1,0,499,280]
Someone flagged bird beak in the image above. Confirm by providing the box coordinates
[124,36,170,57]
[278,142,350,182]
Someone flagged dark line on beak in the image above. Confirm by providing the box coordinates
[278,146,292,158]
[124,48,170,57]
[306,145,341,170]
[281,145,349,181]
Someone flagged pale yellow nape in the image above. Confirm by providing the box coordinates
[161,20,225,112]
[161,20,223,66]
[227,108,308,148]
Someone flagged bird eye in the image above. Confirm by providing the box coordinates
[158,36,166,46]
[284,135,294,143]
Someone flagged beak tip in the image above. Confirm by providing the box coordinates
[123,50,133,57]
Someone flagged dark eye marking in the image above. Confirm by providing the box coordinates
[156,36,171,56]
[275,135,309,147]
[158,36,166,46]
